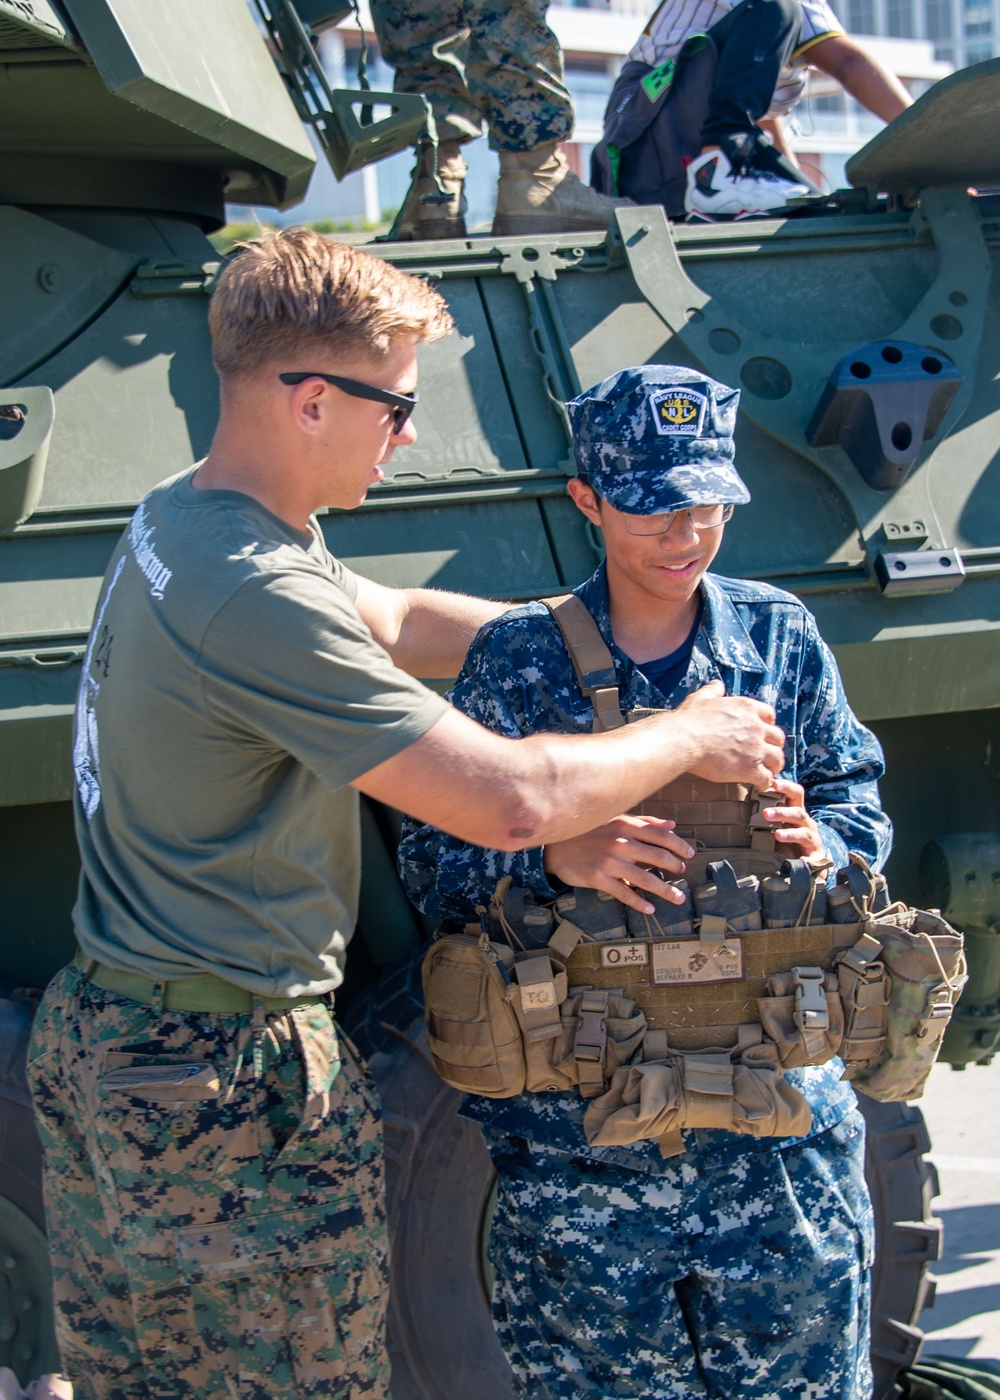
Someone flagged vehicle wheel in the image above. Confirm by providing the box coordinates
[347,955,942,1400]
[0,991,60,1385]
[859,1095,942,1400]
[347,955,513,1400]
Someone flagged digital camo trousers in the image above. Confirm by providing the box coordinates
[483,1108,875,1400]
[369,0,573,150]
[26,964,390,1400]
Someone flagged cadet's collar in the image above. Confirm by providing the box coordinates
[699,574,767,674]
[574,563,766,675]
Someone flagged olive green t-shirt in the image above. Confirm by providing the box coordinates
[71,468,448,996]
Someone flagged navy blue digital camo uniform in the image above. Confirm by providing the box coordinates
[398,367,891,1400]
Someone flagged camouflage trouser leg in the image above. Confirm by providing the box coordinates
[27,964,390,1400]
[370,0,573,150]
[483,1108,875,1400]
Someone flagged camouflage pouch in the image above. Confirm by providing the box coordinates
[422,933,526,1098]
[845,907,967,1102]
[835,932,890,1065]
[521,987,647,1095]
[757,967,845,1069]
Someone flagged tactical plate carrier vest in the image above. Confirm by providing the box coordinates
[422,595,967,1157]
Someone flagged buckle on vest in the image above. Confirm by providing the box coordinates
[575,991,609,1094]
[791,966,829,1032]
[918,982,954,1033]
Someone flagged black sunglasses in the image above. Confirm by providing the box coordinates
[279,372,418,434]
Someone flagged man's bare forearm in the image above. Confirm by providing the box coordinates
[354,574,509,678]
[355,685,785,851]
[393,587,510,677]
[808,36,912,122]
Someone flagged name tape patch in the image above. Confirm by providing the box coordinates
[650,387,707,437]
[651,938,743,985]
[599,939,743,984]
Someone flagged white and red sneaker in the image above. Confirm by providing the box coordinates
[684,146,811,220]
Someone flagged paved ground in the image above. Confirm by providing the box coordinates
[916,1055,1000,1363]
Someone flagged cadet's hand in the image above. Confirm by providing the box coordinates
[543,815,694,915]
[673,680,785,788]
[763,777,826,860]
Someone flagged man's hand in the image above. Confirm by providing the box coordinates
[671,680,785,788]
[762,777,827,860]
[543,815,694,915]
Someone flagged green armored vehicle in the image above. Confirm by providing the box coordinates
[0,0,997,1394]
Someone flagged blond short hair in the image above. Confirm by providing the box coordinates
[209,227,454,378]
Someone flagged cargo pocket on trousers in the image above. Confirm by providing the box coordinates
[172,1197,386,1386]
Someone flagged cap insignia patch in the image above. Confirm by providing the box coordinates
[650,387,707,436]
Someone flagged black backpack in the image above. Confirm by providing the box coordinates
[590,36,718,219]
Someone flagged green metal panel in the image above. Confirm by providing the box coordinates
[830,611,1000,720]
[848,58,1000,195]
[0,208,135,386]
[61,0,314,192]
[539,495,603,585]
[20,285,218,511]
[369,280,531,487]
[874,710,1000,905]
[0,3,314,217]
[322,499,566,598]
[477,275,575,475]
[0,666,77,812]
[0,529,118,645]
[0,802,79,986]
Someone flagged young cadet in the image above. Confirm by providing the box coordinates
[606,0,911,219]
[399,365,892,1399]
[26,239,787,1400]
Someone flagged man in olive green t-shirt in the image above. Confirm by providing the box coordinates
[27,229,786,1400]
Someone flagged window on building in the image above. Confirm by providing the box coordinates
[963,5,993,34]
[848,0,877,32]
[933,41,955,57]
[886,0,916,36]
[965,38,994,56]
[924,0,953,39]
[565,66,614,130]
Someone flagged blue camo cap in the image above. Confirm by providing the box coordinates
[566,365,751,513]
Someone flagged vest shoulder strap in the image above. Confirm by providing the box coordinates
[542,594,626,730]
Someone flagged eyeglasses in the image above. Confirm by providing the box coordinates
[624,503,735,536]
[279,372,418,435]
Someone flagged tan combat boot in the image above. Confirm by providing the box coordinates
[491,140,633,237]
[396,140,468,241]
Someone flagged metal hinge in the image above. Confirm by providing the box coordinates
[130,261,221,298]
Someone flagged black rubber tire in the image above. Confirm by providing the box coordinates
[0,995,60,1384]
[859,1095,942,1400]
[347,954,943,1400]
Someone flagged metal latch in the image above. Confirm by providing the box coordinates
[918,982,954,1035]
[873,547,965,597]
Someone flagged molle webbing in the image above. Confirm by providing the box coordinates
[563,919,862,1051]
[633,773,775,851]
[542,593,776,852]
